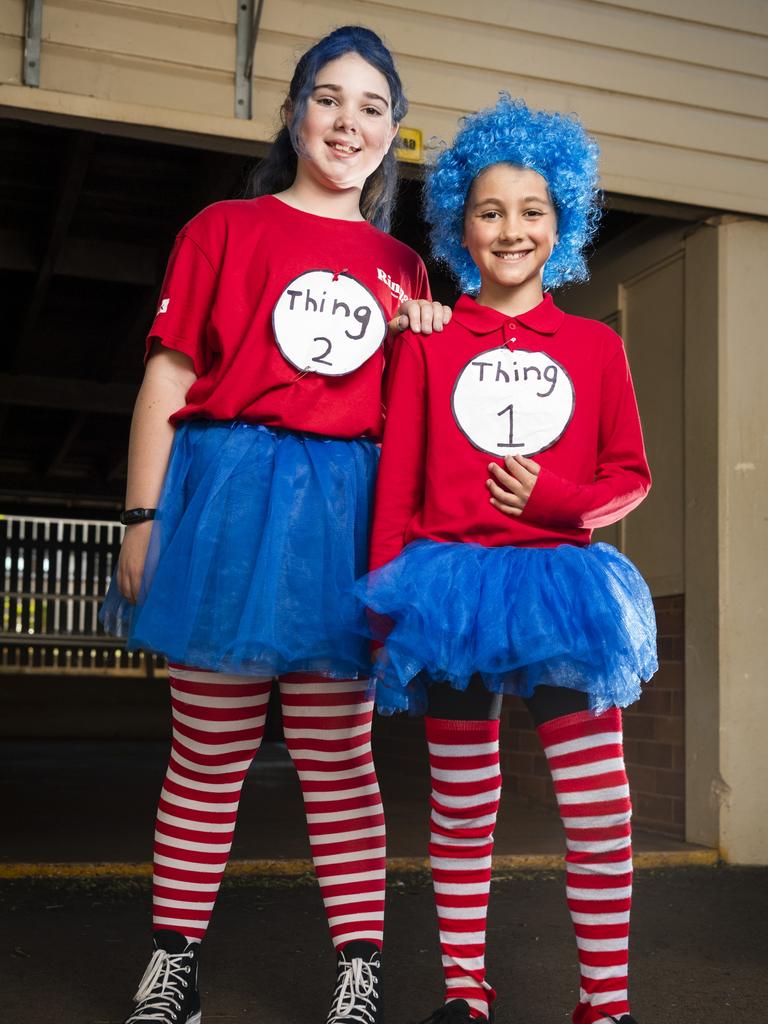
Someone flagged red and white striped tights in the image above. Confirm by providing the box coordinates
[426,706,633,1023]
[152,668,385,949]
[538,708,633,1024]
[426,717,501,1020]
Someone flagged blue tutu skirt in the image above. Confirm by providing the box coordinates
[353,539,658,715]
[101,420,378,677]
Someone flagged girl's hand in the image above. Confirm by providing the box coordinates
[117,520,154,604]
[487,455,541,517]
[389,299,452,336]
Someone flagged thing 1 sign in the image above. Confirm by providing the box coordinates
[451,347,575,457]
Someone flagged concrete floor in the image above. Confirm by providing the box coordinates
[1,740,698,867]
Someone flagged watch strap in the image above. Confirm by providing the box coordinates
[120,507,157,526]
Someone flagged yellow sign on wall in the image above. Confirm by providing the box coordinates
[395,127,423,164]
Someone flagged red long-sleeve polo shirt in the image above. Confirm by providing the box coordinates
[369,293,651,572]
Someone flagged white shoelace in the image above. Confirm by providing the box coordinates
[328,956,379,1024]
[127,947,194,1022]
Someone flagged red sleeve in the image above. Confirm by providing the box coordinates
[522,344,651,530]
[369,335,428,571]
[414,255,432,301]
[145,232,217,376]
[381,255,431,365]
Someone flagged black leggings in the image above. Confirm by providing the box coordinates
[426,674,589,727]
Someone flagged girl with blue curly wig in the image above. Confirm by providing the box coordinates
[353,97,656,1024]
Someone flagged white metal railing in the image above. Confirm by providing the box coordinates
[1,513,163,674]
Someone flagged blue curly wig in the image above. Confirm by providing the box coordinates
[424,96,602,292]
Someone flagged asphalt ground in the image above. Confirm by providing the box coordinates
[3,865,767,1023]
[0,735,741,1023]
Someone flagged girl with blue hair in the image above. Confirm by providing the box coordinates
[104,25,451,1024]
[355,96,656,1024]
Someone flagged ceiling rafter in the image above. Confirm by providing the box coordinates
[13,132,96,372]
[0,230,158,285]
[44,411,88,478]
[0,373,135,415]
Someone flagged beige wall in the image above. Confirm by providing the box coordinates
[684,217,768,865]
[683,223,721,851]
[0,0,262,147]
[561,216,768,864]
[557,221,687,598]
[2,0,767,212]
[715,219,768,865]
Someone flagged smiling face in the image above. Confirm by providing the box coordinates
[463,163,557,309]
[295,51,399,194]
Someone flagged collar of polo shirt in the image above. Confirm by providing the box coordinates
[450,293,565,336]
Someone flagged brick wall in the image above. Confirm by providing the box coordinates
[500,594,685,838]
[623,594,686,836]
[374,594,686,840]
[373,708,428,776]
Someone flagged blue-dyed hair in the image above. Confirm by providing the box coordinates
[248,26,407,232]
[424,96,602,292]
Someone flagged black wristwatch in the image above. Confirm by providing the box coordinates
[120,508,157,526]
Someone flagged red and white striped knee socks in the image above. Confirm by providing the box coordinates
[426,717,501,1020]
[280,676,386,950]
[538,708,633,1024]
[153,668,273,940]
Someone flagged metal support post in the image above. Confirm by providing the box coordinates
[23,0,43,87]
[235,0,265,119]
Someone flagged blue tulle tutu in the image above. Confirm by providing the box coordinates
[353,539,657,714]
[101,420,378,677]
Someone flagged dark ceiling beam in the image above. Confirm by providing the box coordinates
[0,229,35,272]
[0,105,272,160]
[44,412,88,477]
[64,237,158,285]
[14,132,95,371]
[109,285,157,379]
[107,154,245,380]
[604,193,716,222]
[199,151,248,207]
[0,153,244,292]
[0,373,135,415]
[0,472,123,509]
[106,452,128,482]
[0,230,158,285]
[0,406,9,449]
[99,158,243,382]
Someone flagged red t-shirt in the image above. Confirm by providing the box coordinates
[146,195,430,439]
[370,293,651,570]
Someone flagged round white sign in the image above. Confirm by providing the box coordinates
[451,347,575,457]
[272,269,387,377]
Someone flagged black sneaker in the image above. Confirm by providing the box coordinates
[599,1015,639,1024]
[418,999,494,1023]
[327,941,383,1024]
[124,930,201,1024]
